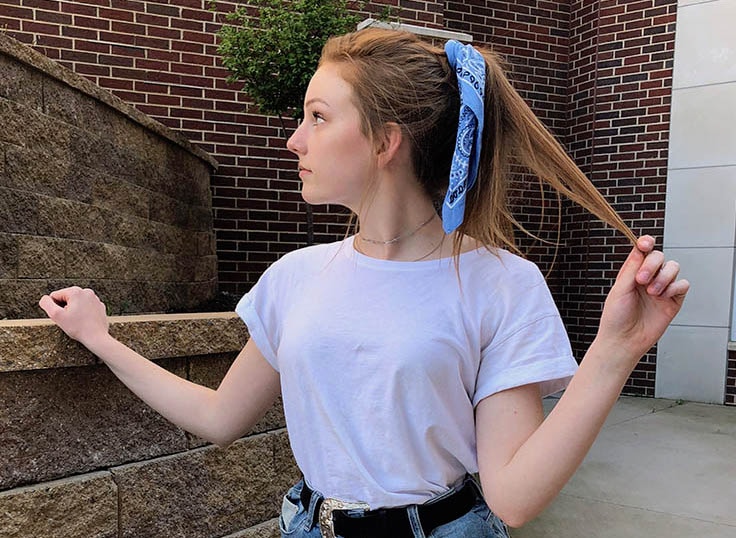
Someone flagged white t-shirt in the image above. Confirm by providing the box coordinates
[236,236,577,508]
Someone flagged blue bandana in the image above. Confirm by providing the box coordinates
[442,40,486,234]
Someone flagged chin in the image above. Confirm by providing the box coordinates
[300,187,321,205]
[301,187,337,207]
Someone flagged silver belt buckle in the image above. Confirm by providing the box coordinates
[318,498,370,538]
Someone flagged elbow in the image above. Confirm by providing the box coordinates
[210,431,240,449]
[212,438,233,450]
[493,508,535,530]
[480,473,545,529]
[484,488,541,529]
[203,425,240,449]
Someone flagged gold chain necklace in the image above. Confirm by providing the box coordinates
[354,234,445,262]
[358,213,437,245]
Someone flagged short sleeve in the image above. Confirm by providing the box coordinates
[235,262,286,372]
[473,261,578,406]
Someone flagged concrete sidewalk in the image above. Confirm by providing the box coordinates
[512,396,736,537]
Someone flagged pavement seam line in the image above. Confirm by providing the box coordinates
[602,400,681,429]
[558,493,736,527]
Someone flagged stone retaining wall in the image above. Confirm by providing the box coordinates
[0,314,297,537]
[0,32,219,318]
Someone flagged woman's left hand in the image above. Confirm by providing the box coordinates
[597,235,690,367]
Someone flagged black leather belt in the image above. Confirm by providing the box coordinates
[300,479,478,538]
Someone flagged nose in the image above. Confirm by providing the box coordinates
[286,120,306,156]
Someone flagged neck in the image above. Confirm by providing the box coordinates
[354,193,448,261]
[348,160,453,261]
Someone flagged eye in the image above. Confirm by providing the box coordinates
[311,111,325,125]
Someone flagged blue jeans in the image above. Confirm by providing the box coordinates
[279,476,509,538]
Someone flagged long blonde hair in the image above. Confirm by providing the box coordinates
[320,28,635,256]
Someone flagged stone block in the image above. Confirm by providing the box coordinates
[190,204,214,232]
[154,223,188,255]
[0,321,96,371]
[124,251,177,284]
[195,255,218,282]
[64,242,136,280]
[108,313,248,361]
[0,313,246,372]
[42,75,110,135]
[0,279,50,320]
[0,187,38,234]
[114,430,299,538]
[0,472,117,538]
[0,360,188,490]
[108,213,150,251]
[132,281,172,313]
[0,233,18,279]
[0,100,72,163]
[68,127,127,179]
[89,279,139,315]
[17,236,66,279]
[63,241,108,280]
[176,255,196,282]
[0,99,26,147]
[3,144,74,199]
[197,231,216,256]
[0,54,44,111]
[91,173,150,220]
[185,278,218,310]
[224,518,280,538]
[149,192,191,228]
[37,198,108,242]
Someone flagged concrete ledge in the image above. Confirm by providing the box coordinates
[0,312,248,372]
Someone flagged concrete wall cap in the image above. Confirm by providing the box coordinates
[0,313,247,372]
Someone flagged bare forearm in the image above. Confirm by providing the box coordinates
[479,237,688,527]
[484,339,633,526]
[86,334,232,445]
[39,287,279,446]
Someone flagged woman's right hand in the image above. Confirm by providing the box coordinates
[39,287,110,347]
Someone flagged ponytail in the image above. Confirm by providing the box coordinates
[456,48,636,257]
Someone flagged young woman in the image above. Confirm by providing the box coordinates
[40,28,689,538]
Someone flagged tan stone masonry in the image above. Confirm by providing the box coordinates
[0,32,220,318]
[0,314,297,537]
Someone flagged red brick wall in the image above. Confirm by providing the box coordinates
[727,348,736,406]
[562,0,676,396]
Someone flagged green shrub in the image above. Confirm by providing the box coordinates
[216,0,361,118]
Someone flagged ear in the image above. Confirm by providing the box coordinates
[375,122,405,168]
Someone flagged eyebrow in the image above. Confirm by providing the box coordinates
[304,97,330,108]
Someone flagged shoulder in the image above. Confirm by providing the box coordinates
[463,247,545,293]
[276,239,345,265]
[262,238,348,281]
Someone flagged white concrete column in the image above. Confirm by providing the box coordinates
[657,0,736,403]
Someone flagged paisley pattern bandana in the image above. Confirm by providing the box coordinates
[442,40,486,234]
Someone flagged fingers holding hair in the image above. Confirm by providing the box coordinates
[615,235,689,300]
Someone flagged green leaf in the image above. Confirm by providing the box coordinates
[215,0,360,118]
